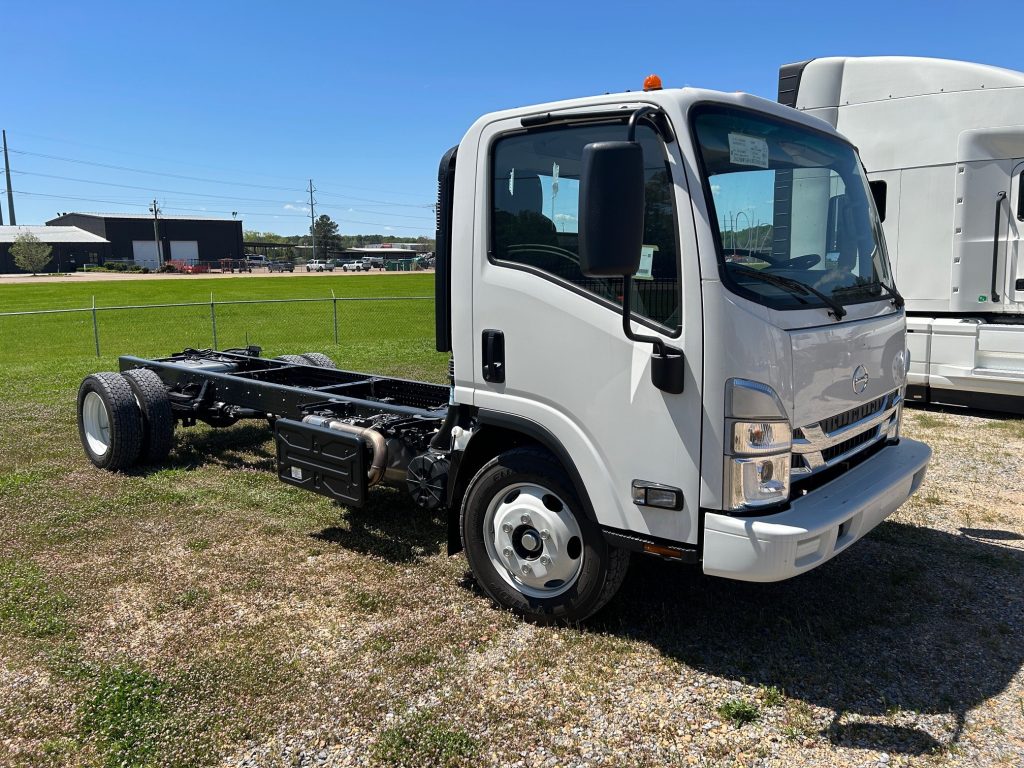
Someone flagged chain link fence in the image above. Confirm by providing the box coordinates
[0,295,448,383]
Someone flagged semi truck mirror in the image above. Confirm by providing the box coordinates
[579,141,645,276]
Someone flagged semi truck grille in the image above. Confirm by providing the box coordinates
[791,390,901,476]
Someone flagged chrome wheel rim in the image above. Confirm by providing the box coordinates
[483,483,584,598]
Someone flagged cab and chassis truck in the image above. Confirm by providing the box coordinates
[76,82,931,622]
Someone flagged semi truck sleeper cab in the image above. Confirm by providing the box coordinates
[77,81,931,622]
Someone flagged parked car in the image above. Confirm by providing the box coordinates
[305,260,334,272]
[361,256,386,271]
[341,260,367,272]
[267,261,294,272]
[245,254,268,268]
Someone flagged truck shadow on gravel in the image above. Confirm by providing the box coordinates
[139,424,278,474]
[311,489,448,564]
[592,521,1024,755]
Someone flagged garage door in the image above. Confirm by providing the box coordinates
[132,241,161,270]
[170,241,199,264]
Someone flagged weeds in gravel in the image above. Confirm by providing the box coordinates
[175,587,212,609]
[79,664,172,768]
[372,710,478,767]
[0,555,72,639]
[913,412,947,429]
[759,684,786,708]
[717,698,760,726]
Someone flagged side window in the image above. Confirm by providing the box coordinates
[491,122,681,330]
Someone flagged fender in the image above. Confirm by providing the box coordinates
[445,409,600,555]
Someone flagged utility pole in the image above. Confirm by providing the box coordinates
[3,130,15,225]
[149,199,162,268]
[308,179,316,261]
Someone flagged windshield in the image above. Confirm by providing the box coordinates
[692,104,894,312]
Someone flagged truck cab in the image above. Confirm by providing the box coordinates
[76,80,930,623]
[779,56,1024,413]
[433,82,930,617]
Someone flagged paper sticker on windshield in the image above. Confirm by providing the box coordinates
[636,245,657,280]
[728,133,769,169]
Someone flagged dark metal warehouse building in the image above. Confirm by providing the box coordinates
[46,213,244,270]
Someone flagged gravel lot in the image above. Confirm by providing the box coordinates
[1,397,1022,767]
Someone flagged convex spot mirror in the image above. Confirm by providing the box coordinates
[579,141,645,277]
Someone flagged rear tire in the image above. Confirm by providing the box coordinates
[121,368,174,465]
[460,447,629,623]
[300,352,337,368]
[77,373,144,471]
[275,354,308,365]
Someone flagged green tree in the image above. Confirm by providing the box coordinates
[10,232,53,275]
[311,215,341,258]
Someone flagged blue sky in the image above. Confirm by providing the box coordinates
[0,1,1007,237]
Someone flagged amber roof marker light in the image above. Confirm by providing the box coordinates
[643,74,663,92]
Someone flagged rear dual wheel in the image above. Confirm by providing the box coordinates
[77,370,174,471]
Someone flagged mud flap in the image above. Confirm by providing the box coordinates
[274,418,367,505]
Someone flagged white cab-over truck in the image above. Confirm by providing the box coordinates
[76,80,931,622]
[780,56,1024,413]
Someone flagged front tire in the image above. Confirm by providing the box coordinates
[461,447,629,623]
[77,373,144,471]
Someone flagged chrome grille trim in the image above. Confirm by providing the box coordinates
[791,390,901,476]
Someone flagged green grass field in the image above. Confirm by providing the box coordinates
[0,273,436,312]
[0,274,447,391]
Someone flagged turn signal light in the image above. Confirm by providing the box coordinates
[643,74,663,92]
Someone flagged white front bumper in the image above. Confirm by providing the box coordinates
[702,438,931,582]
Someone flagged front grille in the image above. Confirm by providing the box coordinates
[821,426,880,462]
[791,389,900,477]
[820,395,886,434]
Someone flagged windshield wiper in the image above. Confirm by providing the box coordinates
[833,280,905,308]
[728,264,847,320]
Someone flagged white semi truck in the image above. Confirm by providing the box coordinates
[77,79,931,622]
[779,56,1024,414]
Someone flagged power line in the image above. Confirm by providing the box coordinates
[10,129,433,197]
[10,169,433,220]
[8,147,434,207]
[12,189,433,230]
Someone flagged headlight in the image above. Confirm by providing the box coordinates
[731,420,793,455]
[725,379,791,511]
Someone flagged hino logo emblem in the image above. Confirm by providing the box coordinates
[852,365,870,394]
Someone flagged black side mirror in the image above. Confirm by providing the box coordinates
[579,141,645,276]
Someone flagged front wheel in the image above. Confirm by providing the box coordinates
[461,448,629,623]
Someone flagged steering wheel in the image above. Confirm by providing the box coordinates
[767,253,821,271]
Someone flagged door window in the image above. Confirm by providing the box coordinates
[491,122,681,331]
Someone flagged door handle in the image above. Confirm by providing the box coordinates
[482,329,505,383]
[991,191,1007,302]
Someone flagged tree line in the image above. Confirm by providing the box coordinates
[245,215,435,259]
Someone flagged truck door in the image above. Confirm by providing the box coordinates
[1008,160,1024,304]
[469,115,704,545]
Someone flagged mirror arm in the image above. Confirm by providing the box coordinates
[627,106,660,143]
[621,275,666,355]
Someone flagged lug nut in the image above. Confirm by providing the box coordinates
[540,530,550,540]
[520,564,532,575]
[520,514,532,525]
[503,547,513,558]
[540,555,551,566]
[502,523,513,533]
